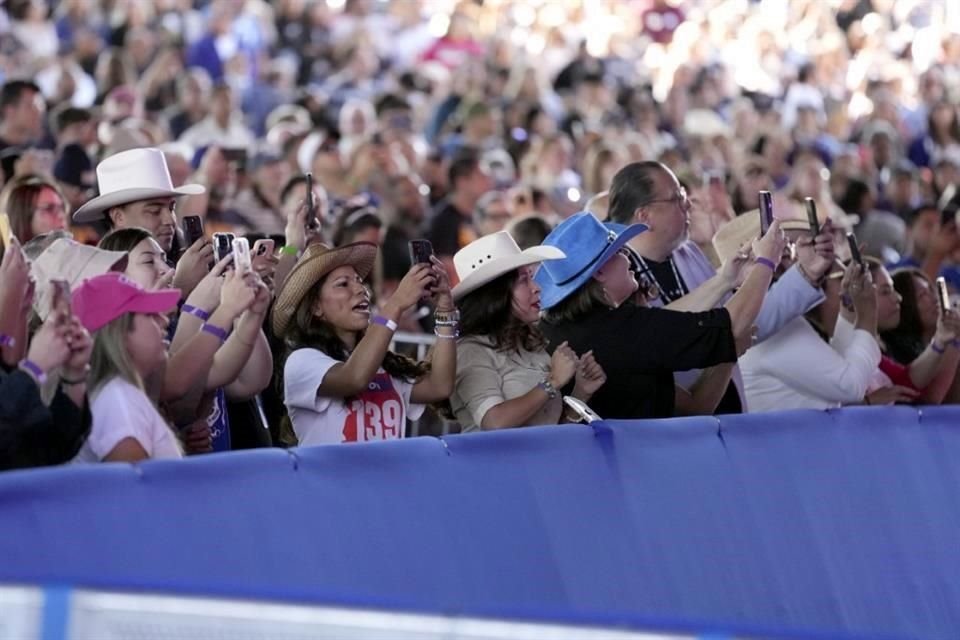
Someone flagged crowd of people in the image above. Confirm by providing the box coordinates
[3,0,960,470]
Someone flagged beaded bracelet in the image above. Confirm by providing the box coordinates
[181,304,211,321]
[201,323,230,342]
[755,257,776,272]
[434,328,459,339]
[370,315,398,332]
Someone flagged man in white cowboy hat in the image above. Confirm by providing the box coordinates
[607,161,836,414]
[72,147,213,296]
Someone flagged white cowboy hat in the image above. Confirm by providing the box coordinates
[452,231,566,301]
[72,147,205,223]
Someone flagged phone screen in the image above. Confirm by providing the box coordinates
[49,279,71,320]
[232,237,252,273]
[937,276,951,312]
[213,233,235,263]
[408,239,434,265]
[758,191,774,236]
[182,216,205,247]
[305,173,316,229]
[846,232,863,266]
[804,198,820,236]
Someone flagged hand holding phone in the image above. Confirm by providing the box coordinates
[253,238,275,258]
[758,191,774,237]
[937,276,951,312]
[804,198,820,236]
[846,232,864,267]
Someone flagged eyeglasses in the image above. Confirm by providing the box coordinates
[35,203,66,216]
[639,188,691,212]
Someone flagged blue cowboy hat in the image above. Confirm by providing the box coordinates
[534,212,647,310]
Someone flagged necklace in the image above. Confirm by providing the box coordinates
[635,254,688,305]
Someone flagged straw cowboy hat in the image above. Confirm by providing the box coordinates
[72,147,205,223]
[534,211,647,310]
[271,241,378,336]
[452,231,565,301]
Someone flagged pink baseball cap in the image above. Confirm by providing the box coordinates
[72,273,181,333]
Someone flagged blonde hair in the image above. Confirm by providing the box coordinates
[89,313,144,396]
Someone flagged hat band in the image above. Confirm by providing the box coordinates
[555,231,617,286]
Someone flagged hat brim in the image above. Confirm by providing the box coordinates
[536,222,648,310]
[72,184,206,223]
[83,287,181,333]
[33,248,128,321]
[452,246,566,301]
[271,242,378,337]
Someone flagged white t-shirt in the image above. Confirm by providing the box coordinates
[75,377,183,462]
[284,348,424,446]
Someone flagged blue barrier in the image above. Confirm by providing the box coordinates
[0,407,957,638]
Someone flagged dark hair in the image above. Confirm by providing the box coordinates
[906,202,940,227]
[0,80,40,112]
[927,102,960,146]
[98,226,154,253]
[881,268,929,364]
[0,175,67,243]
[459,270,545,353]
[541,278,608,325]
[281,274,428,393]
[448,147,482,188]
[838,177,872,214]
[280,174,307,205]
[507,216,552,250]
[332,205,382,246]
[374,93,411,116]
[52,106,93,136]
[607,161,665,224]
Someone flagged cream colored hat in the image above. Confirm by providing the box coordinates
[31,238,128,320]
[72,147,205,223]
[451,231,565,301]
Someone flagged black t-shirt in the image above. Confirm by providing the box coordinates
[540,303,737,419]
[639,254,743,415]
[426,199,475,257]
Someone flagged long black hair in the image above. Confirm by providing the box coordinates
[280,271,428,392]
[881,268,929,364]
[458,269,545,352]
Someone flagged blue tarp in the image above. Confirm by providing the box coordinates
[0,407,957,638]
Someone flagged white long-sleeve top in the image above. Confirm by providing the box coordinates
[740,316,881,412]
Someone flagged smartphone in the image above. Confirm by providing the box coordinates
[182,215,205,247]
[304,173,317,230]
[253,238,275,258]
[846,232,864,267]
[0,213,11,248]
[804,198,820,236]
[213,232,235,263]
[49,279,71,320]
[232,237,252,273]
[937,276,951,312]
[759,190,774,236]
[408,239,434,265]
